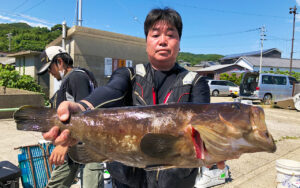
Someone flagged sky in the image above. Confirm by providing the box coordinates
[0,0,300,59]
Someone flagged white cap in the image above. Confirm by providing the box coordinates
[38,46,67,75]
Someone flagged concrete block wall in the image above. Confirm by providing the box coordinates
[0,94,44,119]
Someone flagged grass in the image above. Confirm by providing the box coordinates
[275,136,300,143]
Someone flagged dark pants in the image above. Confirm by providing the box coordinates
[107,162,197,188]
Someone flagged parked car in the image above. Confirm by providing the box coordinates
[239,72,298,104]
[208,80,239,97]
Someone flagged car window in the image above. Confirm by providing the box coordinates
[262,75,273,84]
[226,81,237,86]
[289,77,298,85]
[210,81,217,85]
[219,81,227,86]
[273,76,286,85]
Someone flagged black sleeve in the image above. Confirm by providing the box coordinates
[84,67,132,108]
[67,71,91,102]
[190,76,211,103]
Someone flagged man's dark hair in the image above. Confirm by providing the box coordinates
[53,53,73,67]
[144,7,182,40]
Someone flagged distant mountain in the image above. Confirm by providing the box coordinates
[0,23,32,30]
[0,22,61,52]
[177,52,224,65]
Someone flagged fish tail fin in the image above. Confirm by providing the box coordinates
[14,105,56,132]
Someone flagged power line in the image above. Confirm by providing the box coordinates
[169,2,289,20]
[268,35,291,41]
[22,0,46,13]
[11,0,29,11]
[185,28,260,38]
[112,0,142,24]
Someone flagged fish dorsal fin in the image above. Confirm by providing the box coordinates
[68,142,107,164]
[140,133,178,158]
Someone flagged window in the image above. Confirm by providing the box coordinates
[219,81,227,86]
[273,76,286,85]
[289,77,298,85]
[210,81,217,85]
[226,81,237,86]
[262,75,273,84]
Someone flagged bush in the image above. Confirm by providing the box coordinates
[219,73,244,85]
[263,70,300,82]
[0,65,48,105]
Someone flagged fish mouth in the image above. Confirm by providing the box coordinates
[191,127,206,159]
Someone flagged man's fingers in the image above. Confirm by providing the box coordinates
[53,130,70,146]
[57,102,71,121]
[42,126,60,141]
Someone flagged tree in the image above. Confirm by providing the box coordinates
[0,65,48,105]
[220,73,244,85]
[0,22,61,52]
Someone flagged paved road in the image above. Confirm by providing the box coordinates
[1,97,299,188]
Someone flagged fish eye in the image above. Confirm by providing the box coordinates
[265,132,269,138]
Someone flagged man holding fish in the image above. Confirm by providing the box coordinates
[28,7,275,188]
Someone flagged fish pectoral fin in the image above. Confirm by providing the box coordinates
[194,126,231,155]
[144,165,176,171]
[140,133,178,158]
[68,142,107,164]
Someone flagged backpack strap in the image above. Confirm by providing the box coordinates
[182,71,198,85]
[135,64,146,77]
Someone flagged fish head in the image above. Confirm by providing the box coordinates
[191,103,276,161]
[245,105,276,153]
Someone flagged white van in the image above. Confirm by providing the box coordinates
[208,80,239,97]
[239,72,298,104]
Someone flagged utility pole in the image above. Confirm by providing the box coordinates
[259,26,266,73]
[289,5,297,75]
[78,0,82,26]
[62,21,67,50]
[6,33,12,52]
[75,0,78,25]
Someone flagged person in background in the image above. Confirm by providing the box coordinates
[37,46,104,188]
[42,8,227,188]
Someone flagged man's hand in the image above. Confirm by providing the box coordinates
[42,101,83,146]
[49,145,69,166]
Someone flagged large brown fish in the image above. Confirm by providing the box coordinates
[14,102,276,169]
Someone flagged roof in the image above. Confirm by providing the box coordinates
[48,25,146,47]
[195,64,237,72]
[221,48,281,60]
[7,51,41,57]
[237,56,300,69]
[0,57,15,65]
[0,52,8,57]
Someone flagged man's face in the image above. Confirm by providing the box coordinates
[48,62,62,81]
[146,20,180,71]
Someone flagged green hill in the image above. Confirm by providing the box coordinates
[177,52,224,65]
[0,22,62,52]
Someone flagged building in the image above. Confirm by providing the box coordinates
[195,64,247,80]
[220,48,282,64]
[235,56,300,72]
[0,52,15,67]
[47,25,148,96]
[7,51,49,96]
